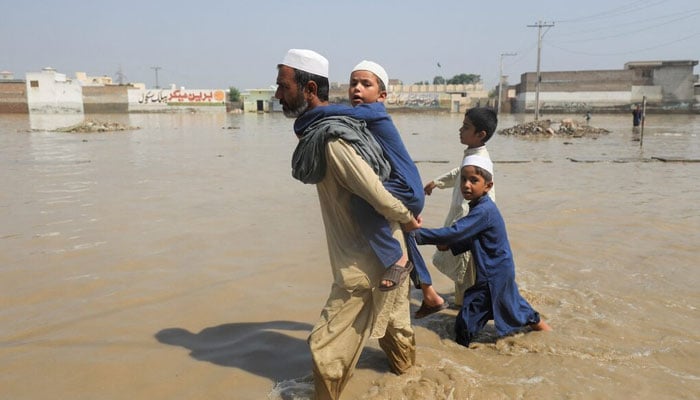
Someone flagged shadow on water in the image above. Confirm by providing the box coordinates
[156,320,313,381]
[155,320,392,382]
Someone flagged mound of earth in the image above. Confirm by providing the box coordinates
[52,120,140,133]
[499,118,609,137]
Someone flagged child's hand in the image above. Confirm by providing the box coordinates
[424,181,437,195]
[436,244,449,251]
[401,216,422,232]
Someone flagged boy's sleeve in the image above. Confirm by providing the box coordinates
[415,207,489,250]
[433,167,460,188]
[415,224,467,246]
[449,238,472,255]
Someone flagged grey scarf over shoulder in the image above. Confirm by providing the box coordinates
[291,116,390,184]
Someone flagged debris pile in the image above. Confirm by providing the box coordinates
[499,118,609,137]
[52,120,139,133]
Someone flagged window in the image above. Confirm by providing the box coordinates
[30,80,39,88]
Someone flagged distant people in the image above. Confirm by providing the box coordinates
[275,49,417,399]
[585,111,591,124]
[632,104,644,128]
[423,107,497,312]
[413,155,551,346]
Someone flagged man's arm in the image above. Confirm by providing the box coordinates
[325,139,415,224]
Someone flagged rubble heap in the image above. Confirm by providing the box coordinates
[52,120,139,133]
[499,118,609,137]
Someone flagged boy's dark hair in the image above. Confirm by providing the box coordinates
[375,74,386,92]
[294,69,329,101]
[465,107,498,143]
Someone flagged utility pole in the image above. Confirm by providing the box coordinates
[150,66,161,89]
[527,21,554,120]
[497,52,517,114]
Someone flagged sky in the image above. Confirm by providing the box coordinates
[2,0,699,91]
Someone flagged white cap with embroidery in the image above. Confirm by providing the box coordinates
[461,155,493,175]
[281,49,329,78]
[352,60,389,90]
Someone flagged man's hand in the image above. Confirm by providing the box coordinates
[436,244,449,251]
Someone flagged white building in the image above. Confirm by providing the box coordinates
[25,67,83,113]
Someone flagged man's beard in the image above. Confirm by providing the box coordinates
[283,90,308,118]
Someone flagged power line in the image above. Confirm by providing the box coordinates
[553,9,700,44]
[497,52,517,115]
[527,21,555,121]
[546,31,700,56]
[553,0,669,23]
[555,8,700,38]
[115,65,126,85]
[150,66,161,89]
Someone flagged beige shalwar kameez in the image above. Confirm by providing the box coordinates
[308,138,416,400]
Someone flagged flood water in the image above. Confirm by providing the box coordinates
[1,111,698,399]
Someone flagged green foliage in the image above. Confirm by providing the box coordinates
[419,73,482,86]
[228,87,240,102]
[447,74,481,84]
[431,74,481,85]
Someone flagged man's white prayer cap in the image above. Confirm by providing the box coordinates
[461,155,493,175]
[352,60,389,90]
[281,49,329,78]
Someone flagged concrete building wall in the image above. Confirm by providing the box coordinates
[517,70,635,93]
[514,60,698,113]
[329,82,488,111]
[0,81,29,113]
[26,68,83,113]
[75,72,113,86]
[127,88,226,112]
[651,65,695,102]
[82,85,129,113]
[515,90,632,112]
[630,85,663,103]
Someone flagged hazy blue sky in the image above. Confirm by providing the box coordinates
[2,0,698,91]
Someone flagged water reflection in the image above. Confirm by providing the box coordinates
[29,112,85,131]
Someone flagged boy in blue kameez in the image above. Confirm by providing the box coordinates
[413,155,551,346]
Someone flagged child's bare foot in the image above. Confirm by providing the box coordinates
[531,320,552,332]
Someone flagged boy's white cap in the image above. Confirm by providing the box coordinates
[352,60,389,90]
[281,49,329,78]
[461,155,493,175]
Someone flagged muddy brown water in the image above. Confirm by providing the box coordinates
[1,111,698,399]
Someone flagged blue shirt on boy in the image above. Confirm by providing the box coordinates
[415,195,541,345]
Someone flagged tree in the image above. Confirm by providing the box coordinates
[447,73,481,84]
[432,76,446,85]
[228,86,240,102]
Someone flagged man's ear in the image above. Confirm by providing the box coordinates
[305,81,318,97]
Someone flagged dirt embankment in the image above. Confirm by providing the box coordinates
[499,118,609,137]
[51,120,140,133]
